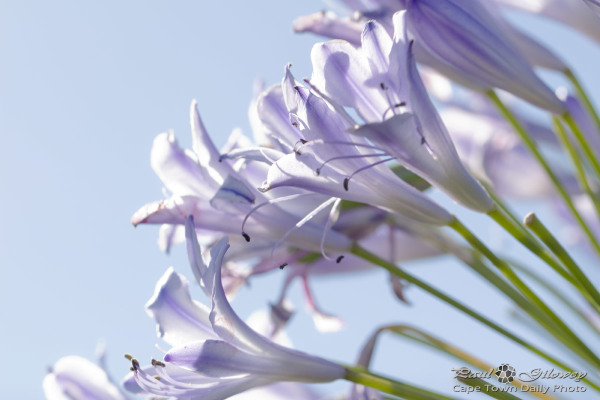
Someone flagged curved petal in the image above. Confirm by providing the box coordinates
[311,39,388,122]
[44,356,126,400]
[405,1,565,113]
[165,339,343,383]
[264,152,453,225]
[146,268,219,346]
[293,11,363,46]
[150,131,211,197]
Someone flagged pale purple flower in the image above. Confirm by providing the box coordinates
[308,15,494,212]
[441,107,562,199]
[496,0,600,43]
[44,356,127,400]
[294,11,363,46]
[124,232,345,398]
[403,0,564,113]
[295,2,568,73]
[132,100,353,255]
[259,64,454,225]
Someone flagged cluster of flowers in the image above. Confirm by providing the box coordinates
[44,0,600,399]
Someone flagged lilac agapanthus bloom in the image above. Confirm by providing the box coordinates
[295,4,568,74]
[258,66,454,225]
[402,0,564,114]
[124,225,345,398]
[132,100,355,256]
[44,356,127,400]
[496,0,600,43]
[306,14,493,213]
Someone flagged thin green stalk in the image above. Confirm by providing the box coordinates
[343,365,459,400]
[553,116,600,221]
[457,377,522,400]
[487,90,600,256]
[565,68,600,134]
[562,111,600,184]
[488,208,576,287]
[450,217,600,369]
[378,325,558,400]
[350,244,585,376]
[509,259,600,334]
[524,212,600,313]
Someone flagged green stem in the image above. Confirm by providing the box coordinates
[350,244,583,375]
[508,259,600,334]
[488,208,576,287]
[450,217,600,369]
[487,90,600,256]
[562,111,600,182]
[565,68,600,134]
[524,212,600,313]
[343,365,458,400]
[553,116,600,222]
[379,325,558,400]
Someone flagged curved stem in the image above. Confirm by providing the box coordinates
[350,244,584,376]
[552,116,600,222]
[508,259,600,335]
[343,365,458,400]
[487,90,600,256]
[565,68,600,134]
[562,111,600,184]
[377,325,558,400]
[487,208,576,287]
[524,212,600,313]
[450,217,600,369]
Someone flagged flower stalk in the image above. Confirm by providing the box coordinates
[487,90,600,255]
[565,68,600,134]
[523,212,600,312]
[350,244,587,376]
[449,217,600,369]
[343,365,459,400]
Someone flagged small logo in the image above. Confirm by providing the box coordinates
[496,364,516,383]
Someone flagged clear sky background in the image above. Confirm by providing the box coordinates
[2,1,600,399]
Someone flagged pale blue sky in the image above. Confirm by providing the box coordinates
[2,1,600,398]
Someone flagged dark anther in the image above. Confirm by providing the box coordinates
[130,366,134,371]
[421,137,426,145]
[395,102,406,107]
[154,376,162,381]
[242,232,251,242]
[218,155,224,162]
[300,139,308,144]
[343,177,350,191]
[292,121,299,127]
[315,168,321,176]
[124,354,133,361]
[131,359,141,371]
[380,82,387,90]
[151,359,166,368]
[336,255,345,263]
[279,263,288,270]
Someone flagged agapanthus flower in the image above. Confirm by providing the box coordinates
[132,100,354,256]
[496,0,600,43]
[257,66,454,225]
[44,356,127,400]
[402,0,564,113]
[124,231,345,398]
[306,14,493,212]
[295,3,568,74]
